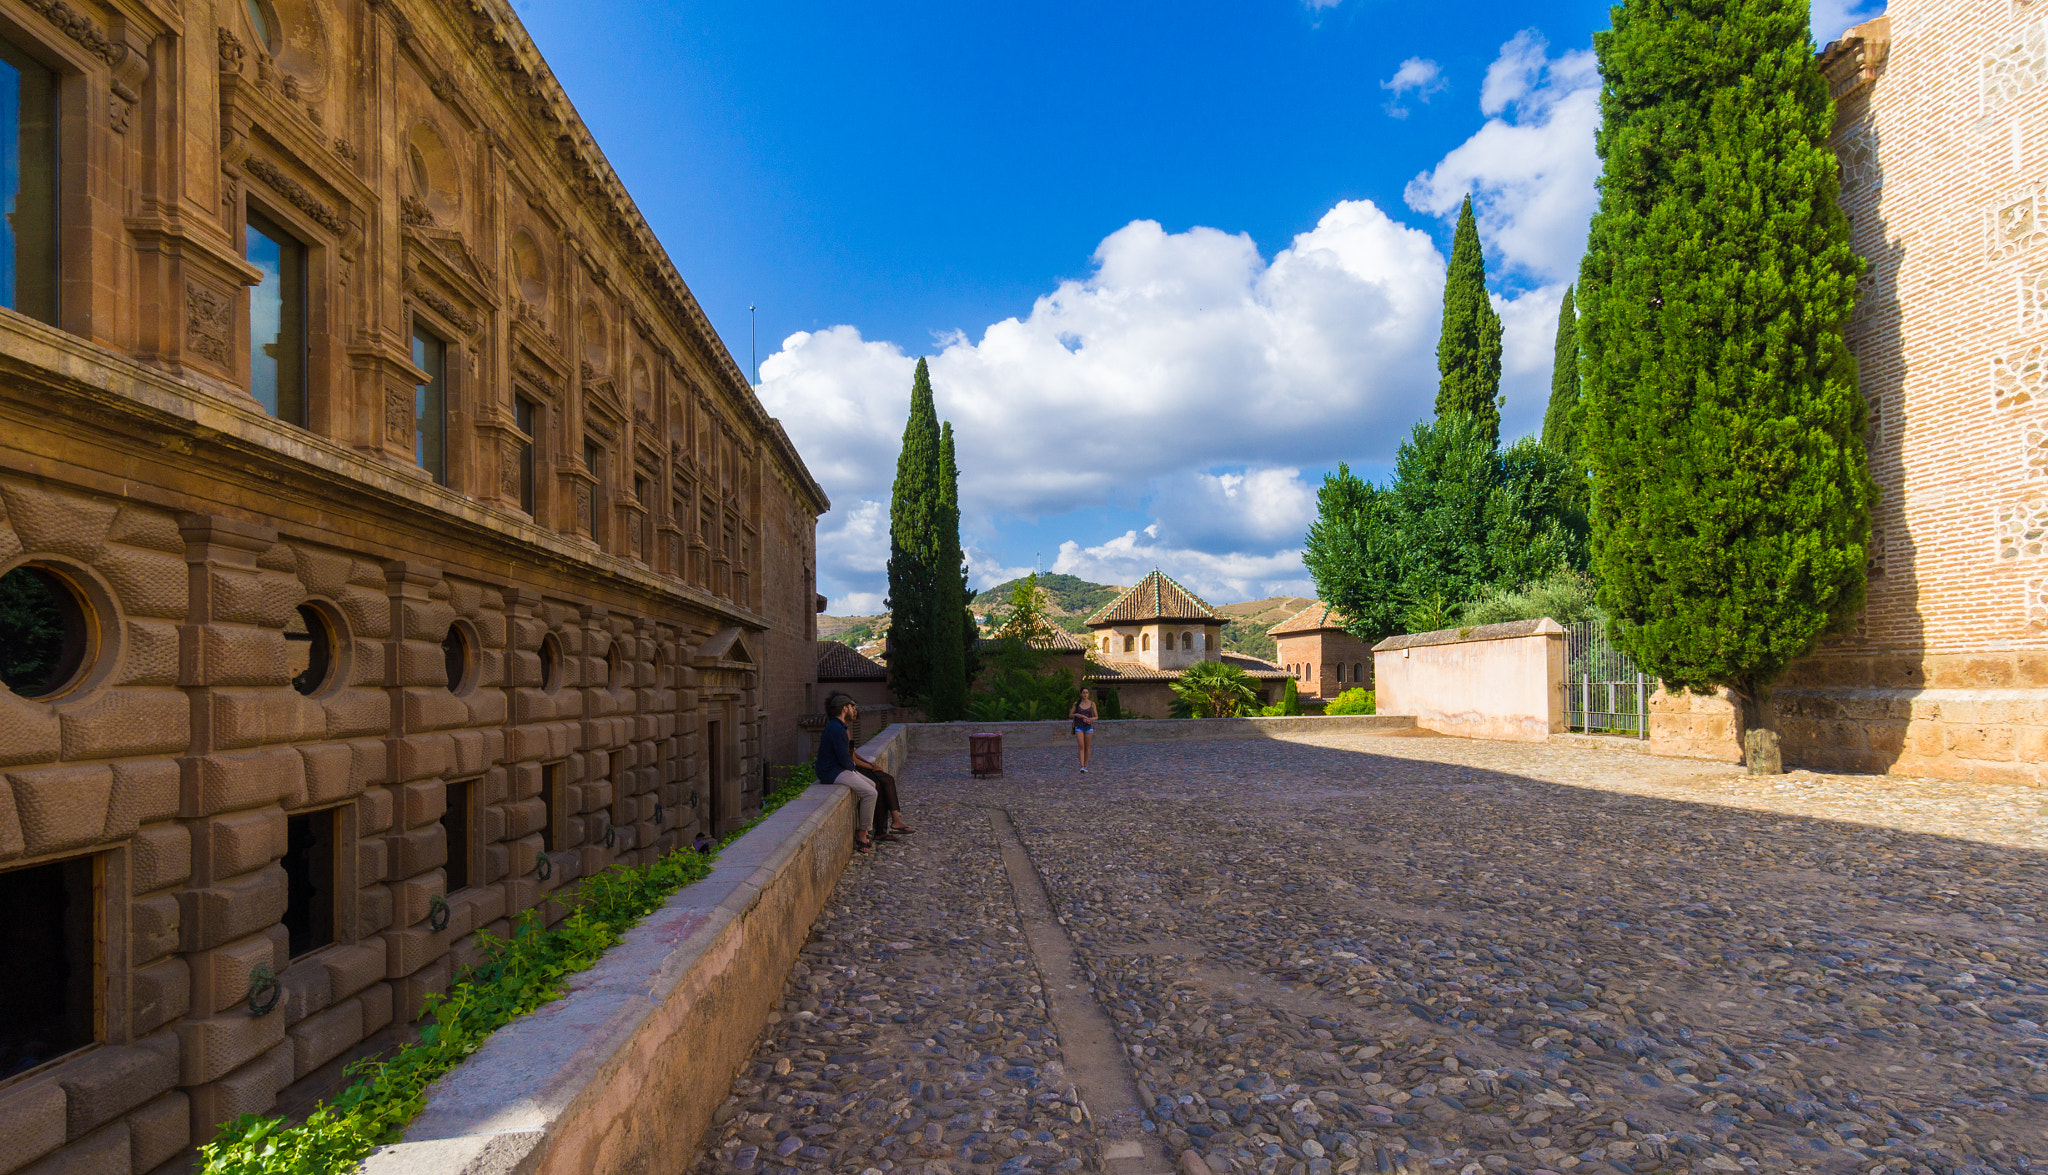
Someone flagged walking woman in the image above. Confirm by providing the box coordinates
[1069,687,1098,773]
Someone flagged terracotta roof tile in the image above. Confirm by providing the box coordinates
[978,628,1087,652]
[816,641,887,680]
[1267,600,1353,637]
[1084,570,1222,626]
[1083,653,1291,682]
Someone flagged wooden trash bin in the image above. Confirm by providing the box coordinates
[969,732,1003,778]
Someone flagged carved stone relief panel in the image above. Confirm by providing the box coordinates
[385,387,413,444]
[575,485,593,532]
[1986,186,2048,259]
[1992,343,2048,410]
[185,279,234,366]
[1983,18,2048,117]
[1995,497,2048,559]
[501,440,521,496]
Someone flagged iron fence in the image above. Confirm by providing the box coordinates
[1566,618,1648,738]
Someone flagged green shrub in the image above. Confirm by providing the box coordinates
[1258,677,1303,717]
[1325,688,1375,715]
[198,765,817,1175]
[1098,689,1122,720]
[1170,660,1259,718]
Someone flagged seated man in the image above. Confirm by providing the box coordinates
[814,694,876,852]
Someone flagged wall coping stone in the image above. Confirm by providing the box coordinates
[356,783,854,1175]
[1372,618,1564,653]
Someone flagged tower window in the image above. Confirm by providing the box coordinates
[281,810,338,957]
[0,37,57,326]
[247,211,308,426]
[412,325,447,484]
[0,854,95,1077]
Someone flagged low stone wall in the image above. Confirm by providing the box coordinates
[894,714,1417,761]
[1372,621,1566,742]
[357,782,856,1175]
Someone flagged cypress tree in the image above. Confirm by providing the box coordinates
[927,421,969,720]
[1541,285,1581,461]
[1578,0,1873,773]
[1436,195,1504,446]
[884,358,943,709]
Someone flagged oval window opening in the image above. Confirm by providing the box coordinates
[0,564,93,700]
[539,633,561,692]
[441,624,469,692]
[286,604,336,696]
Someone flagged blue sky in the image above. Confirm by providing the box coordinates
[520,0,1883,613]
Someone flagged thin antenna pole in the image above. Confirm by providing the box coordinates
[749,304,758,386]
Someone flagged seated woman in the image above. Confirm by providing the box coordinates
[814,694,877,852]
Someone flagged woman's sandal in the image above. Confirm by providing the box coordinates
[890,825,916,834]
[854,833,873,854]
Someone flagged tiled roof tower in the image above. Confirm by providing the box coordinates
[1084,569,1222,626]
[1267,600,1352,637]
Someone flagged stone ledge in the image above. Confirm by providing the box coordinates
[356,784,854,1175]
[1371,618,1564,652]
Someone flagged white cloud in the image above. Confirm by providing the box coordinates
[1405,30,1600,286]
[1380,57,1447,119]
[771,27,1605,610]
[1301,0,1345,9]
[1811,0,1885,46]
[1050,531,1315,606]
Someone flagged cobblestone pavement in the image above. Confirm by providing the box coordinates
[693,732,2048,1175]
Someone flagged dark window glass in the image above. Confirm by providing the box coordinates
[0,39,57,325]
[514,395,536,514]
[441,624,467,691]
[412,326,447,484]
[281,811,336,957]
[582,441,600,536]
[285,603,334,696]
[247,212,307,425]
[0,854,95,1076]
[0,564,89,699]
[441,779,471,892]
[540,762,560,852]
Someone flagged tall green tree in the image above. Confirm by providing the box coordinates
[1578,0,1873,774]
[1304,414,1588,644]
[1541,285,1581,461]
[1435,196,1504,446]
[884,359,944,709]
[927,421,969,719]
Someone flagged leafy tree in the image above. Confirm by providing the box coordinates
[1578,0,1873,773]
[885,359,943,709]
[1324,687,1376,716]
[1436,196,1504,447]
[1259,676,1302,717]
[1305,415,1587,642]
[967,574,1078,721]
[1542,285,1581,462]
[1461,568,1601,627]
[1170,660,1259,718]
[0,567,64,695]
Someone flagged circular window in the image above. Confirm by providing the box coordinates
[538,633,562,692]
[0,564,95,700]
[441,624,472,693]
[285,604,339,696]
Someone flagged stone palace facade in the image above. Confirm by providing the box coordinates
[0,0,827,1169]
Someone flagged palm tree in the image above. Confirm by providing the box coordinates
[1171,661,1260,718]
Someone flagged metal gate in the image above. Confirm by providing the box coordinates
[1566,619,1649,738]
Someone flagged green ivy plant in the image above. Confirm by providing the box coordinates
[198,764,820,1175]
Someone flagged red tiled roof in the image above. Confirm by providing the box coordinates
[816,641,887,680]
[1083,653,1291,683]
[1084,570,1222,626]
[978,627,1087,652]
[1268,600,1353,637]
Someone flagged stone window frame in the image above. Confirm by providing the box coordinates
[0,841,133,1069]
[406,304,469,492]
[440,776,482,897]
[510,367,560,527]
[0,553,121,706]
[277,797,360,959]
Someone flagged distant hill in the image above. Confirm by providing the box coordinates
[1214,595,1315,662]
[974,574,1126,634]
[819,613,884,647]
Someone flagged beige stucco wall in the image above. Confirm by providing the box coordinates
[1373,622,1567,742]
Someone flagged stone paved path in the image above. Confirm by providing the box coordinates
[693,731,2048,1175]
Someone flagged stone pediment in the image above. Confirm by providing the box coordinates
[692,626,755,669]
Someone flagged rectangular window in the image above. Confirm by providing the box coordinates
[0,854,95,1076]
[634,475,650,558]
[514,395,537,514]
[281,810,338,957]
[412,325,447,484]
[442,779,473,892]
[246,211,308,426]
[540,761,561,852]
[582,441,600,537]
[0,37,57,325]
